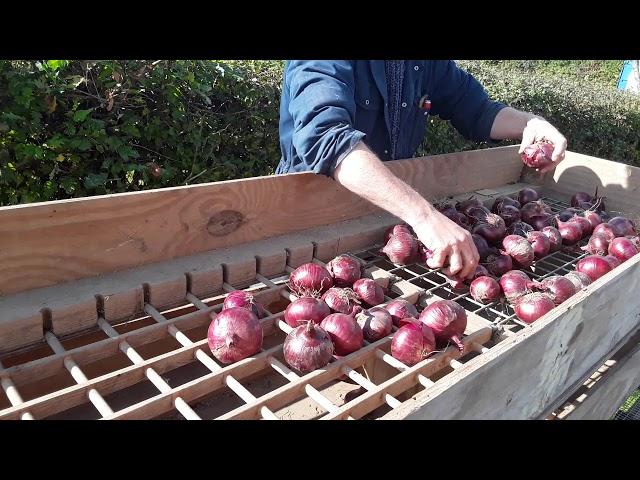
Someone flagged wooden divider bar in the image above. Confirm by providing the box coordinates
[96,318,200,420]
[0,360,34,420]
[144,303,279,420]
[43,332,114,417]
[322,327,494,420]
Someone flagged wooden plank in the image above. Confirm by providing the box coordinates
[381,253,640,420]
[542,151,640,216]
[0,146,523,296]
[564,334,640,420]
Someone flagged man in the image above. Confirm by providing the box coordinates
[276,61,567,279]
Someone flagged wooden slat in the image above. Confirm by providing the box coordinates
[0,360,34,420]
[0,146,522,296]
[381,253,640,420]
[322,328,494,420]
[44,331,114,417]
[97,317,200,420]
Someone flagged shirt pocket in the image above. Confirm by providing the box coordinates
[354,84,382,134]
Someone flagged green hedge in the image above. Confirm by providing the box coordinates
[0,60,281,205]
[420,61,640,164]
[1,60,639,206]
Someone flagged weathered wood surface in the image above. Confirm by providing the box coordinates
[0,146,523,296]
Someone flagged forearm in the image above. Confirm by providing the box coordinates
[489,107,543,140]
[333,142,435,227]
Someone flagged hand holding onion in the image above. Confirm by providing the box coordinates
[518,118,567,173]
[411,208,480,280]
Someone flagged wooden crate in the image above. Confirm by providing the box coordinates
[0,145,638,420]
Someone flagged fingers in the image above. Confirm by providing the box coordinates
[426,248,448,270]
[518,127,536,154]
[442,249,463,277]
[460,238,480,279]
[551,135,567,163]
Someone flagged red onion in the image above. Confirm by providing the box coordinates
[582,210,602,230]
[556,219,583,245]
[492,196,521,213]
[289,263,333,296]
[604,255,621,269]
[419,300,467,352]
[320,313,363,356]
[398,316,421,328]
[384,299,419,327]
[528,214,556,231]
[558,209,579,222]
[207,308,263,364]
[540,276,577,305]
[444,274,468,291]
[384,224,412,243]
[356,307,393,342]
[507,221,534,238]
[514,293,555,324]
[599,211,612,223]
[527,231,551,259]
[284,297,331,328]
[321,288,361,315]
[576,255,612,281]
[484,252,513,277]
[326,255,362,287]
[391,323,436,366]
[571,192,592,208]
[609,217,636,237]
[608,237,639,262]
[455,212,471,228]
[569,215,593,237]
[283,322,334,373]
[465,205,492,224]
[499,270,538,303]
[593,223,617,242]
[456,196,483,215]
[352,278,385,307]
[472,234,491,261]
[381,231,419,265]
[223,290,267,319]
[503,235,535,268]
[471,264,491,280]
[498,205,521,227]
[521,200,552,225]
[470,276,502,304]
[521,141,555,169]
[518,188,539,205]
[628,236,640,249]
[564,271,591,290]
[541,226,563,252]
[580,233,609,256]
[472,213,506,244]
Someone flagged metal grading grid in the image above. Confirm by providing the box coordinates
[0,195,591,420]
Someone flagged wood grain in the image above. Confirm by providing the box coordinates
[0,146,522,296]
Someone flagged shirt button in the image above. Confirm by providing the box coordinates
[401,102,407,108]
[414,66,419,71]
[384,150,388,154]
[365,99,370,105]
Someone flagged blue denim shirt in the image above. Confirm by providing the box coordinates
[276,60,507,176]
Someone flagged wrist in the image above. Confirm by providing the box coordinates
[405,200,437,228]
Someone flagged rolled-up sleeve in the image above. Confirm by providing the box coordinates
[429,61,507,142]
[286,61,366,176]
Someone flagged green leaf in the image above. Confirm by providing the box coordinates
[84,173,108,189]
[73,109,92,123]
[117,144,139,161]
[46,60,69,71]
